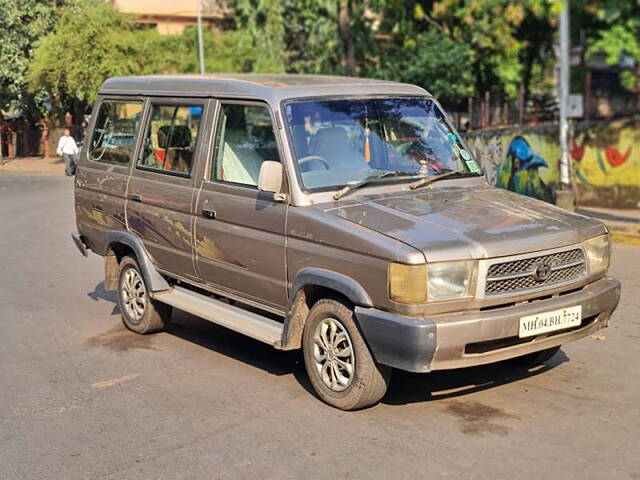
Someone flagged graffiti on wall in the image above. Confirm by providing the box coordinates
[467,117,640,208]
[470,128,559,203]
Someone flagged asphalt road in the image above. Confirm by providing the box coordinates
[1,173,639,480]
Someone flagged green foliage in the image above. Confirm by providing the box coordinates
[0,0,56,114]
[178,27,258,73]
[426,0,554,98]
[376,30,474,98]
[282,0,343,74]
[28,0,287,113]
[16,0,640,118]
[589,23,640,91]
[120,29,184,76]
[232,0,286,73]
[580,0,640,91]
[29,0,137,105]
[29,1,193,109]
[364,0,557,99]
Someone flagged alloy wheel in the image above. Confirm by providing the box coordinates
[312,317,356,392]
[121,268,146,323]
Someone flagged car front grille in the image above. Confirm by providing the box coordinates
[484,248,586,296]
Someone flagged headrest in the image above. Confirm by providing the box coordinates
[157,125,192,149]
[314,127,349,144]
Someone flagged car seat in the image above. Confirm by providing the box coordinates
[157,125,193,173]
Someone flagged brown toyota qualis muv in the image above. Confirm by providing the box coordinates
[72,74,620,410]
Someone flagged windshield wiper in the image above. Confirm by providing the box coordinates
[333,171,415,200]
[409,170,473,190]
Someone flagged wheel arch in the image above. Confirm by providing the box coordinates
[103,231,170,293]
[280,268,373,350]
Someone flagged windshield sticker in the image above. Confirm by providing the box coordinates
[465,159,480,173]
[460,149,471,160]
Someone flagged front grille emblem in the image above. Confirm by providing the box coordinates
[533,262,552,282]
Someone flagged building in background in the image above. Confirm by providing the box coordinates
[110,0,231,34]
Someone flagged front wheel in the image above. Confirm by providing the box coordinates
[118,256,172,334]
[302,299,391,410]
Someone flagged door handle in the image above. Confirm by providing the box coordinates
[201,207,216,219]
[129,193,141,202]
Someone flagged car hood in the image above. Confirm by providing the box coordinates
[323,186,606,262]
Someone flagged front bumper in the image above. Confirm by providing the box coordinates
[355,276,620,373]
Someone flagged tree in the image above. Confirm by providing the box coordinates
[584,1,640,92]
[231,0,287,73]
[29,0,141,109]
[283,0,343,75]
[28,0,192,116]
[376,30,474,99]
[0,0,55,116]
[177,27,258,74]
[515,1,557,102]
[340,0,558,101]
[421,0,556,98]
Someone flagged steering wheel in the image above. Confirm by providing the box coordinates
[298,155,330,170]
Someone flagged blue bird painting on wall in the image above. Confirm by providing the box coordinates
[496,136,554,203]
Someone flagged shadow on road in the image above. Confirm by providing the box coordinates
[382,351,568,406]
[88,283,568,406]
[168,309,305,377]
[87,281,120,315]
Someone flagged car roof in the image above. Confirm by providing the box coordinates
[99,74,431,105]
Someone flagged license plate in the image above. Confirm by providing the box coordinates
[519,305,582,338]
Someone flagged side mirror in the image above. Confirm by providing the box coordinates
[258,161,286,201]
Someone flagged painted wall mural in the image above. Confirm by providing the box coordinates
[466,117,640,208]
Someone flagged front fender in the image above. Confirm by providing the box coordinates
[281,268,373,350]
[288,268,373,308]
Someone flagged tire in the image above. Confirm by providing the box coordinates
[117,255,172,334]
[512,346,561,367]
[302,299,391,410]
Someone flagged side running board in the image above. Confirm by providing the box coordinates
[152,286,283,348]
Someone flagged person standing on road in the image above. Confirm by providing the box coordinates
[57,128,79,176]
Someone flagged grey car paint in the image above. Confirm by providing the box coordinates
[74,74,620,373]
[125,97,210,282]
[195,180,289,311]
[323,179,607,262]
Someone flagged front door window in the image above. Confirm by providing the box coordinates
[211,103,280,186]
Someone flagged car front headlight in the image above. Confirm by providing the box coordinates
[389,263,427,304]
[427,260,477,301]
[583,234,610,275]
[388,260,478,304]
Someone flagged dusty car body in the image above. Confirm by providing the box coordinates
[73,74,620,410]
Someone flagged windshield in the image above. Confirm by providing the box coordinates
[285,97,480,191]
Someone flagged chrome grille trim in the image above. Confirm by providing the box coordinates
[477,245,587,298]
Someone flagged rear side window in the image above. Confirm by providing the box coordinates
[89,100,143,165]
[212,103,280,187]
[137,104,203,176]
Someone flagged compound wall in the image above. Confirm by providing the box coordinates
[466,117,640,208]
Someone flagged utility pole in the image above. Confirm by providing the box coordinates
[557,0,575,210]
[196,0,205,75]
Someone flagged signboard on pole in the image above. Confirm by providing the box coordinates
[568,94,584,118]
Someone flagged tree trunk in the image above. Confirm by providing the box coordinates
[522,48,535,107]
[339,0,357,76]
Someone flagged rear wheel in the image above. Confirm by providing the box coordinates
[512,346,561,367]
[118,256,171,334]
[302,299,391,410]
